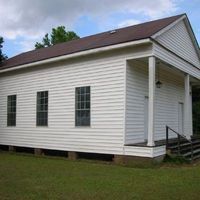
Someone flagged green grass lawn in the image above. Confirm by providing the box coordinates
[0,151,200,200]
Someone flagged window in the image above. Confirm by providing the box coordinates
[7,95,17,126]
[75,86,90,126]
[37,91,48,126]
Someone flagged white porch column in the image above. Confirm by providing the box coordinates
[184,74,193,138]
[147,56,156,146]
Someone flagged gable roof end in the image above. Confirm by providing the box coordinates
[152,14,200,62]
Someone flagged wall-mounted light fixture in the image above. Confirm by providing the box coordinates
[156,61,163,88]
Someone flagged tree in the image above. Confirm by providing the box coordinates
[0,36,7,63]
[192,87,200,135]
[35,26,80,49]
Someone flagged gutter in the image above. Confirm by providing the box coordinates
[0,38,152,74]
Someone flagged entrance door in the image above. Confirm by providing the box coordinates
[144,96,149,141]
[178,103,184,134]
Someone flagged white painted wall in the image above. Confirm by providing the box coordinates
[0,52,126,155]
[154,65,185,141]
[0,45,156,157]
[1,39,194,158]
[156,20,200,68]
[124,145,166,158]
[125,60,148,144]
[125,60,186,144]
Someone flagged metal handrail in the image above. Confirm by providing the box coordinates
[166,125,193,160]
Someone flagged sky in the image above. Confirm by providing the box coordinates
[0,0,200,58]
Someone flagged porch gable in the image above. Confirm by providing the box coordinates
[152,17,200,68]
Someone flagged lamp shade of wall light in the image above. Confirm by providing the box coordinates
[156,80,162,88]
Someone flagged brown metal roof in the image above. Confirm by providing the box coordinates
[0,14,184,70]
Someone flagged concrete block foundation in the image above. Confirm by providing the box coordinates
[68,151,78,160]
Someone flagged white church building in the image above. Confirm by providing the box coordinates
[0,14,200,161]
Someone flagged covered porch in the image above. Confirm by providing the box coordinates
[125,55,200,148]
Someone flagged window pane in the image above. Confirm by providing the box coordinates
[81,110,90,126]
[86,101,90,109]
[80,87,85,94]
[75,86,90,126]
[81,94,84,101]
[76,88,81,95]
[7,95,17,126]
[81,102,84,109]
[86,86,90,94]
[37,91,48,126]
[86,94,90,101]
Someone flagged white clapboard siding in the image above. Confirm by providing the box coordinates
[0,52,126,155]
[125,60,185,144]
[124,145,166,158]
[125,61,148,144]
[0,44,154,157]
[156,20,200,68]
[154,65,185,140]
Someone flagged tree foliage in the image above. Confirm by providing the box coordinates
[0,36,7,63]
[192,87,200,135]
[35,26,80,49]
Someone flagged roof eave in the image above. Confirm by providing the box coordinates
[0,38,152,74]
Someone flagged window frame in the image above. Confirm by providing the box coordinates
[7,95,17,127]
[36,91,48,127]
[75,86,91,127]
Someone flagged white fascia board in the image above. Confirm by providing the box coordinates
[0,38,152,74]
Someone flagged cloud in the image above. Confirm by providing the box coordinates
[14,38,39,52]
[0,0,178,52]
[118,19,141,28]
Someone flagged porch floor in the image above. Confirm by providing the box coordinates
[126,138,177,147]
[128,135,200,147]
